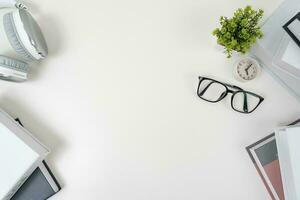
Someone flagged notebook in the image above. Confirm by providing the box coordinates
[0,109,49,200]
[11,118,61,200]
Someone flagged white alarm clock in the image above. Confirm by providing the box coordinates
[233,57,261,82]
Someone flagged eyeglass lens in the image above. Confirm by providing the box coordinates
[198,79,226,102]
[232,92,261,113]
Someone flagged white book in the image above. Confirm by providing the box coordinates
[251,44,300,100]
[0,109,49,200]
[258,0,300,57]
[275,126,300,200]
[274,34,300,77]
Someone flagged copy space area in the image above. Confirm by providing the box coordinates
[2,0,300,199]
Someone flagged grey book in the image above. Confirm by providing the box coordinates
[11,161,61,200]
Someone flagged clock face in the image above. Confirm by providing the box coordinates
[236,58,260,81]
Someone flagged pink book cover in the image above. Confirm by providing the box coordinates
[247,134,284,200]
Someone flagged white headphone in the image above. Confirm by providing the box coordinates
[0,0,47,81]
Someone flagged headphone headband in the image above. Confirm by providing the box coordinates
[0,0,26,9]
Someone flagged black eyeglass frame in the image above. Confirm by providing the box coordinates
[197,76,264,114]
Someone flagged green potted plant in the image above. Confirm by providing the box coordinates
[213,6,264,58]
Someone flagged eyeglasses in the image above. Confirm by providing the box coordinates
[197,76,264,114]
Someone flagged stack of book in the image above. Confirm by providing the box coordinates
[0,109,60,200]
[251,0,300,101]
[247,119,300,200]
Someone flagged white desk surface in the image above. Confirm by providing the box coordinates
[2,0,300,199]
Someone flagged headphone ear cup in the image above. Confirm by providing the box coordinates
[0,55,29,81]
[3,12,36,61]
